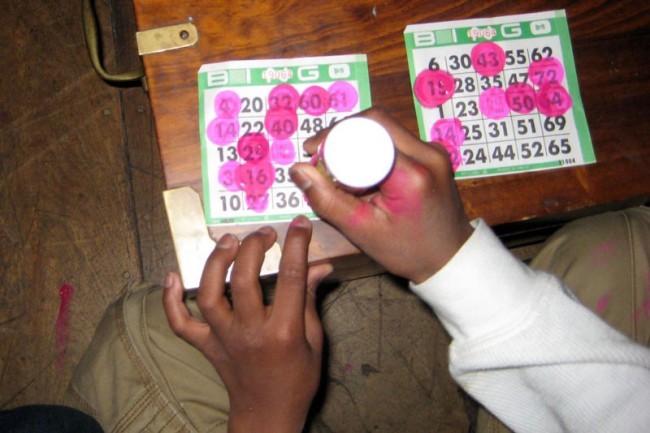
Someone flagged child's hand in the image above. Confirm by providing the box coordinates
[163,216,332,433]
[290,108,473,283]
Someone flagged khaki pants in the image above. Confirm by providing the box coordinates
[67,207,650,432]
[66,285,229,433]
[477,206,650,433]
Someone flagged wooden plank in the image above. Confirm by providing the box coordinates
[112,0,178,284]
[133,0,649,230]
[0,0,141,408]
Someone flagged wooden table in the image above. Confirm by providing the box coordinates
[131,0,650,283]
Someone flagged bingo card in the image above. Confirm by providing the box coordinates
[404,10,595,178]
[198,55,371,226]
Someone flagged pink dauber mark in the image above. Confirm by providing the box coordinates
[218,160,242,192]
[506,83,537,114]
[245,192,270,213]
[328,81,359,112]
[207,117,239,146]
[56,283,74,372]
[536,83,572,117]
[237,133,270,163]
[431,118,466,148]
[430,118,465,172]
[213,90,242,118]
[299,86,331,116]
[479,87,511,120]
[237,160,275,195]
[265,106,298,140]
[471,41,506,77]
[528,57,565,88]
[413,69,455,108]
[270,139,296,165]
[268,84,300,112]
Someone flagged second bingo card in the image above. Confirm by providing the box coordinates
[404,10,595,178]
[198,54,371,225]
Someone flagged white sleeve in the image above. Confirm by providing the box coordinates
[410,219,650,433]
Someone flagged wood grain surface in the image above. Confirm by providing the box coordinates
[134,0,649,228]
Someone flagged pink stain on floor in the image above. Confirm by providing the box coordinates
[55,283,74,372]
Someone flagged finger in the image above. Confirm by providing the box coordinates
[163,271,212,347]
[361,108,449,168]
[197,234,239,328]
[289,163,383,232]
[304,263,332,351]
[272,216,312,329]
[229,226,277,319]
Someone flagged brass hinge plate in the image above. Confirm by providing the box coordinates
[136,23,198,55]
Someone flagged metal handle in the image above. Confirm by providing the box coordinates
[82,0,145,84]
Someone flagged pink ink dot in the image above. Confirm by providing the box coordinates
[596,294,611,314]
[268,84,300,112]
[479,87,510,120]
[528,57,565,88]
[207,117,240,145]
[213,90,242,118]
[536,83,572,117]
[237,133,269,162]
[506,83,536,114]
[471,41,506,77]
[299,86,331,115]
[218,161,242,192]
[413,69,455,108]
[270,139,296,165]
[265,106,298,139]
[245,192,270,213]
[237,160,275,195]
[328,81,359,112]
[56,283,74,372]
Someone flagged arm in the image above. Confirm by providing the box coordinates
[163,216,332,433]
[290,108,650,432]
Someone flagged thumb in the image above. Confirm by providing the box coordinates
[289,163,364,229]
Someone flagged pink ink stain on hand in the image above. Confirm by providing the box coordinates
[299,86,331,116]
[328,81,359,112]
[471,41,506,77]
[55,283,74,372]
[479,87,510,120]
[373,166,423,218]
[535,83,572,117]
[413,69,455,108]
[506,83,536,114]
[528,57,565,88]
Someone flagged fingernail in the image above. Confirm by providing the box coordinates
[217,234,236,249]
[164,272,174,289]
[289,166,312,191]
[258,225,275,235]
[290,215,310,228]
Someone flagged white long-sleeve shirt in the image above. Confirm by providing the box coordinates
[410,219,650,433]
